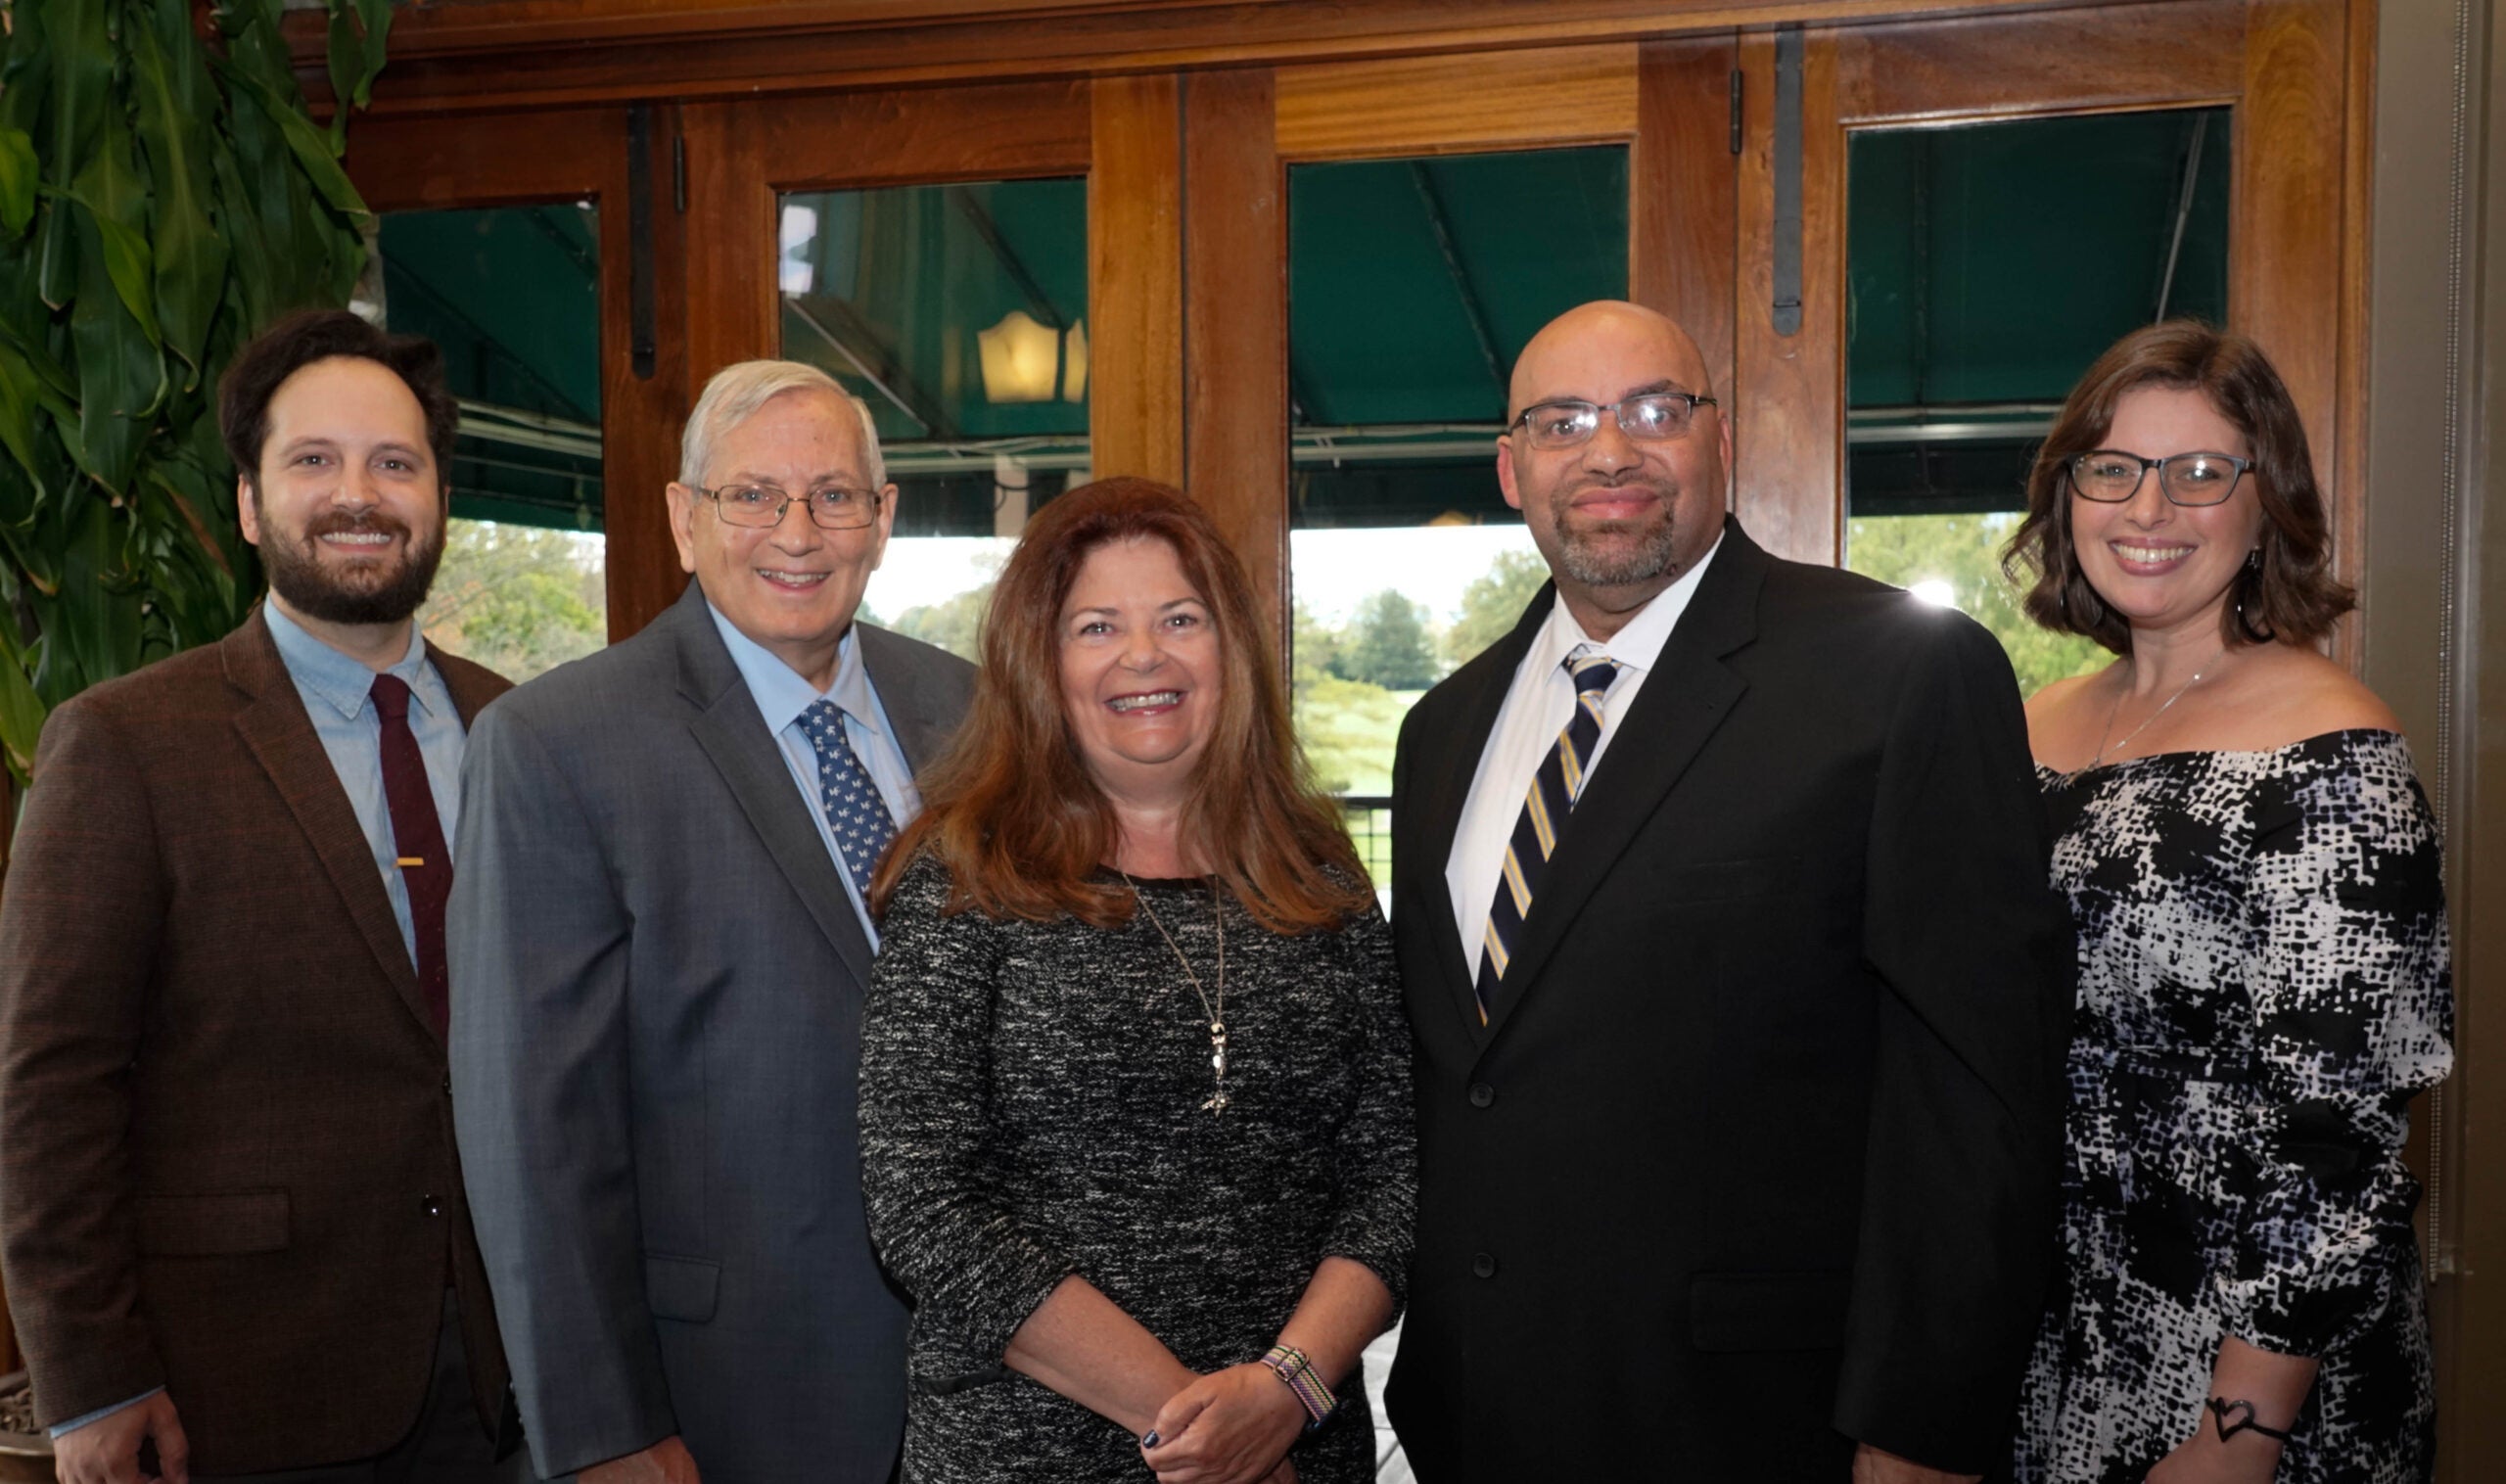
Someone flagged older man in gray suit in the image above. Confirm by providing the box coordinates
[448,360,975,1484]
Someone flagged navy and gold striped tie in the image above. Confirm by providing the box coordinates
[1476,651,1619,1024]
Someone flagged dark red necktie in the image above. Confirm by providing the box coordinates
[371,673,450,1037]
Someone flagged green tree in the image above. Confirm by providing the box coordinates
[1843,512,2110,697]
[1444,547,1550,668]
[890,582,991,663]
[1291,599,1346,681]
[418,520,605,683]
[1339,588,1439,690]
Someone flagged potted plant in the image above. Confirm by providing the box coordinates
[0,0,392,788]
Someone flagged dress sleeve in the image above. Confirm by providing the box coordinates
[2212,734,2453,1357]
[1318,904,1417,1311]
[859,857,1079,1361]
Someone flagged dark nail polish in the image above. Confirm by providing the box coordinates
[1141,1430,1161,1448]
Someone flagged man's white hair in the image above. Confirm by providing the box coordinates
[678,359,886,490]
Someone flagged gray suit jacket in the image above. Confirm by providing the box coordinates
[447,583,976,1482]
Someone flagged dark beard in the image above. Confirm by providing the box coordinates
[1549,478,1682,588]
[255,498,446,626]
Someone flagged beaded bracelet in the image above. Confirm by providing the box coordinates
[1258,1344,1337,1429]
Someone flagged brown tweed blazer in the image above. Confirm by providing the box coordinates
[0,608,516,1472]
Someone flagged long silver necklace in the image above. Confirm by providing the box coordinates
[1121,871,1230,1116]
[2065,652,2222,783]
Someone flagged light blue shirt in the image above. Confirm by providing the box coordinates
[706,600,920,946]
[51,607,469,1440]
[265,602,467,969]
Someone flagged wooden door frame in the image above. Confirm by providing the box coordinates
[345,106,692,639]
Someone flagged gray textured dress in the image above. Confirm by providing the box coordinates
[860,854,1416,1483]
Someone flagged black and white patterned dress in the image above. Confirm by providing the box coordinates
[2012,729,2452,1483]
[859,855,1415,1484]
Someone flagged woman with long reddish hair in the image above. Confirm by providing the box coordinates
[859,479,1414,1484]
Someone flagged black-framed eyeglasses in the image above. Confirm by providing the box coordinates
[1509,392,1719,450]
[2065,449,2254,507]
[698,484,883,531]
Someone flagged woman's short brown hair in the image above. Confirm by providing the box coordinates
[2002,319,2353,654]
[868,478,1371,934]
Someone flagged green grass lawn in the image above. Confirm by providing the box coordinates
[1295,678,1422,888]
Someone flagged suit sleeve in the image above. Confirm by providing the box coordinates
[0,699,170,1426]
[448,700,673,1477]
[1833,613,2072,1473]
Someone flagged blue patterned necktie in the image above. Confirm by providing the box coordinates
[1475,651,1620,1024]
[799,698,898,892]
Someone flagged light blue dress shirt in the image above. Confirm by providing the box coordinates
[50,607,468,1440]
[264,602,467,969]
[705,601,920,946]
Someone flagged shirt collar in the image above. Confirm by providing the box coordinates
[704,598,882,739]
[263,601,435,722]
[1528,530,1724,679]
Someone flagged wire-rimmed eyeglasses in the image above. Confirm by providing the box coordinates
[1509,392,1719,450]
[698,484,884,531]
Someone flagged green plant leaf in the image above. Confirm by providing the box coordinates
[128,23,227,380]
[0,341,54,507]
[0,129,38,238]
[67,200,166,493]
[215,59,370,222]
[44,0,113,193]
[323,0,394,149]
[0,0,57,141]
[0,630,49,784]
[56,83,163,347]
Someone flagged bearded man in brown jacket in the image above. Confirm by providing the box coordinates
[0,311,524,1483]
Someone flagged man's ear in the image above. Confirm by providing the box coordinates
[1495,437,1526,513]
[666,483,701,576]
[236,475,263,547]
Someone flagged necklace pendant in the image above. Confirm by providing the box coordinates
[1202,1089,1230,1115]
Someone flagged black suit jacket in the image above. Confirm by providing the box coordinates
[1383,520,2070,1480]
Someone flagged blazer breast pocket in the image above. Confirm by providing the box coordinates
[1689,1270,1852,1353]
[1653,855,1802,905]
[645,1253,722,1322]
[133,1189,290,1257]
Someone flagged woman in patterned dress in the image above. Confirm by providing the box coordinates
[2004,322,2451,1484]
[858,479,1413,1484]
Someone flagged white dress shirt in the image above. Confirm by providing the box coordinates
[706,602,920,945]
[1444,534,1723,964]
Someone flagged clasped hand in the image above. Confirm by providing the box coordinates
[1139,1363,1306,1484]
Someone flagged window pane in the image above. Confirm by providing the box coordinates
[778,179,1089,662]
[1843,109,2230,695]
[1287,146,1630,887]
[375,204,607,682]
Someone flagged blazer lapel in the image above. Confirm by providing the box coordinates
[854,624,958,771]
[672,587,879,989]
[222,610,437,1039]
[1479,521,1767,1045]
[1407,587,1555,1043]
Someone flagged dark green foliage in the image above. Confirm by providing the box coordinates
[1339,588,1438,691]
[0,0,387,781]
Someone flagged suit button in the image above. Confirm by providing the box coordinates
[421,1194,442,1218]
[1471,1252,1497,1279]
[1468,1083,1495,1108]
[442,1073,452,1094]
